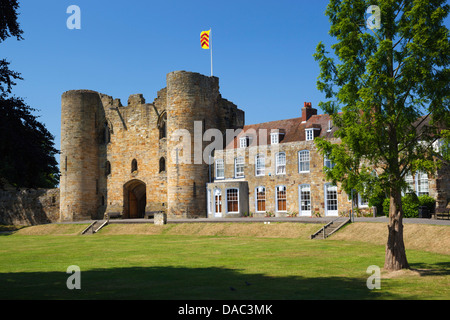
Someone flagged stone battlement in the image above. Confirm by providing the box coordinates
[60,71,245,221]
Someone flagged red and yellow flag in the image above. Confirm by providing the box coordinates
[200,30,210,49]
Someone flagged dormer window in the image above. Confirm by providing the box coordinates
[306,129,315,141]
[240,136,251,148]
[270,130,285,145]
[305,127,320,141]
[271,133,279,145]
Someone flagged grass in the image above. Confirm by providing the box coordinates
[0,222,448,300]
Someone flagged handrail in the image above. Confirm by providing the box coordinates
[310,217,350,239]
[81,221,96,235]
[94,220,108,233]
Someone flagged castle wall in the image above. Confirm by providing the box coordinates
[101,94,167,218]
[59,71,248,221]
[0,187,59,225]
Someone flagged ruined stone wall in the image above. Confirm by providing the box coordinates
[0,187,59,225]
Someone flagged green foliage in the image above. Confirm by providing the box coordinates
[314,0,450,214]
[383,194,436,218]
[368,189,386,216]
[402,193,420,218]
[383,198,390,217]
[0,1,59,188]
[383,195,420,218]
[418,195,436,213]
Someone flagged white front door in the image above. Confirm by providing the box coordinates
[325,184,338,216]
[214,189,222,218]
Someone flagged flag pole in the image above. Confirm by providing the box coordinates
[210,28,213,77]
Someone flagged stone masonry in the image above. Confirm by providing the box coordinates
[60,71,244,221]
[60,71,449,222]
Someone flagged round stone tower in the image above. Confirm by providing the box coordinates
[60,90,101,221]
[166,71,220,218]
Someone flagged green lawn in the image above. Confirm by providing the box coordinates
[0,230,448,299]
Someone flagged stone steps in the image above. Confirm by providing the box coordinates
[311,217,350,240]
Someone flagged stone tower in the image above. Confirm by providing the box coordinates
[60,90,101,221]
[59,71,244,221]
[166,71,219,218]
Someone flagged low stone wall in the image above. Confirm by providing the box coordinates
[0,187,60,226]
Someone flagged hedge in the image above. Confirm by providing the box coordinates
[383,194,436,218]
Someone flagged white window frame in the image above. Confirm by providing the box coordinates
[276,185,287,212]
[276,152,286,175]
[306,129,314,141]
[299,184,311,216]
[239,137,247,148]
[417,171,429,196]
[215,159,224,180]
[226,188,239,214]
[214,188,222,218]
[324,183,338,216]
[255,154,265,176]
[358,193,369,208]
[298,150,310,173]
[270,133,279,145]
[239,138,247,148]
[234,157,245,178]
[255,186,266,213]
[403,171,429,196]
[405,173,414,193]
[207,189,212,214]
[324,154,335,169]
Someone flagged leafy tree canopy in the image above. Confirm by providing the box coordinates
[314,0,449,270]
[0,0,59,188]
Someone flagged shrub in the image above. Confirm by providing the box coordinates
[402,193,420,218]
[369,190,386,217]
[383,198,390,217]
[383,193,424,218]
[418,195,436,213]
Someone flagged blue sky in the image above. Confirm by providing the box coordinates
[2,0,449,155]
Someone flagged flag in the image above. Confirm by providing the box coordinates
[200,30,210,49]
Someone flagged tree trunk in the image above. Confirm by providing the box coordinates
[385,189,409,270]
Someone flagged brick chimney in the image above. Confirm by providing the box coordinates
[302,102,317,122]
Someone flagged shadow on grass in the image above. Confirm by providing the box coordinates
[408,262,450,277]
[0,266,406,300]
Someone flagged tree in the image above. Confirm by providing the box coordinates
[314,0,449,270]
[0,0,59,188]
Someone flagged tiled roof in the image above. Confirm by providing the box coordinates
[226,112,337,149]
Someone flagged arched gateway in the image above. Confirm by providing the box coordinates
[123,180,146,219]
